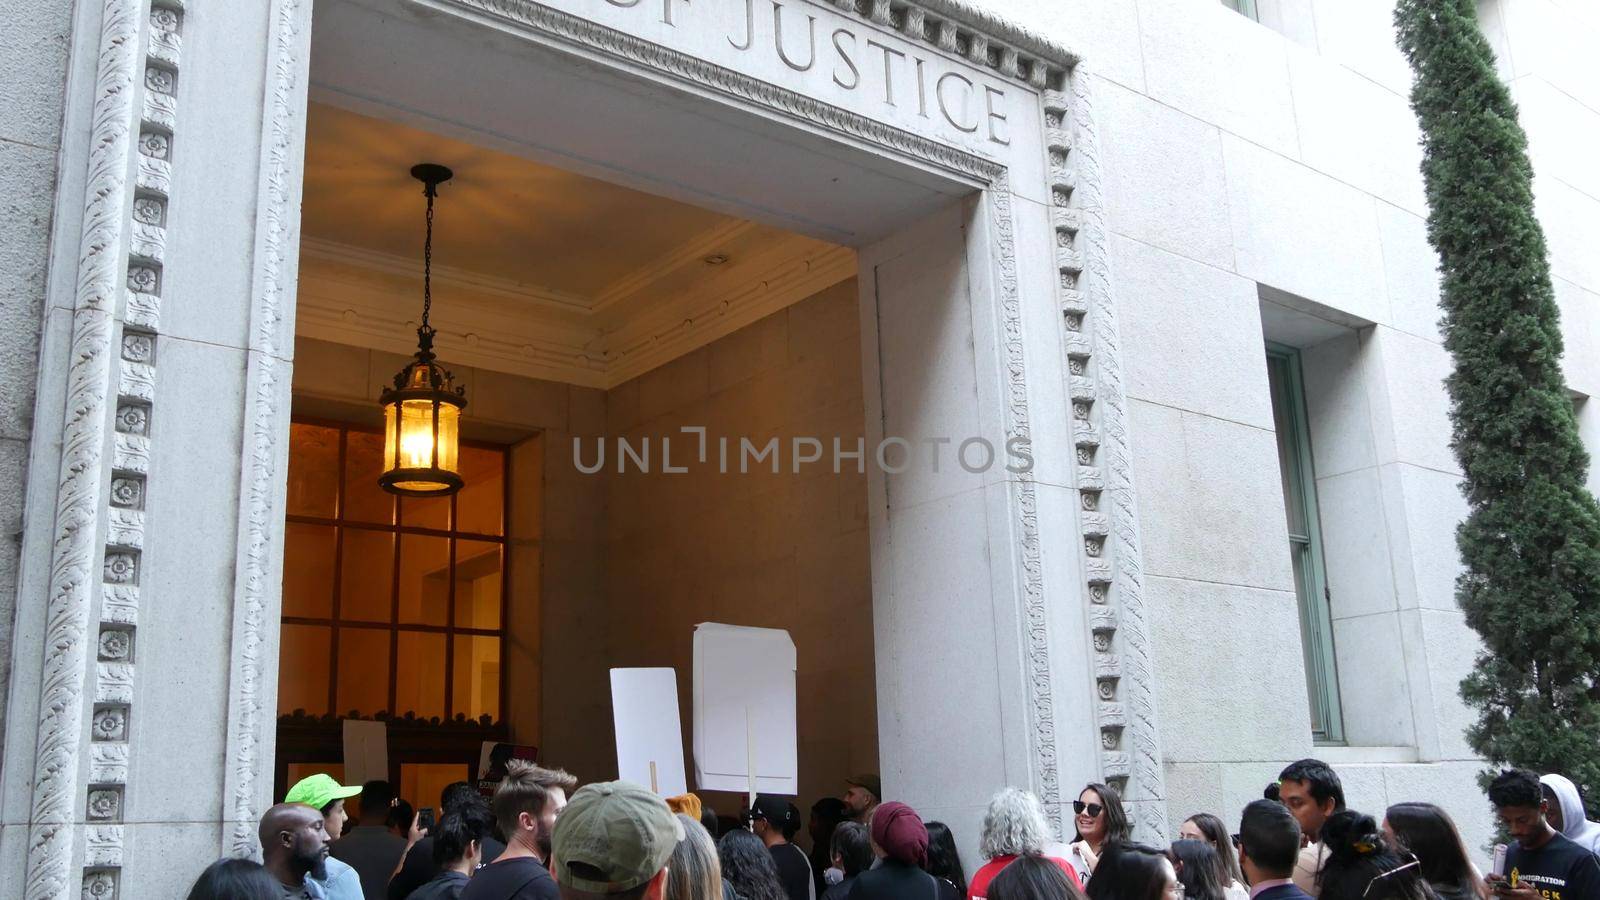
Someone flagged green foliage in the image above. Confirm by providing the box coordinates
[1395,0,1600,816]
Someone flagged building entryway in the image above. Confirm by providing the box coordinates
[275,100,879,817]
[263,0,1096,851]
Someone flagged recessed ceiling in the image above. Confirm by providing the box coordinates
[301,103,740,298]
[296,103,855,389]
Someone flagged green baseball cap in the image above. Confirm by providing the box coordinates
[552,780,684,893]
[284,773,362,810]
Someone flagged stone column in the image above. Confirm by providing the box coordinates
[0,1,312,897]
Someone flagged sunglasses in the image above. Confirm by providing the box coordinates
[1363,860,1421,899]
[1072,801,1105,817]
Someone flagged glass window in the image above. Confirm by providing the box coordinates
[456,445,506,536]
[453,634,501,722]
[1267,346,1343,743]
[1222,0,1259,21]
[280,421,507,720]
[282,524,336,618]
[286,424,340,518]
[278,624,332,716]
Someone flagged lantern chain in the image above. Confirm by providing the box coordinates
[421,180,436,333]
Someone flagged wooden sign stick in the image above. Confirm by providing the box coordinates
[745,705,757,810]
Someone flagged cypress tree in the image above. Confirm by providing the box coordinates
[1395,0,1600,810]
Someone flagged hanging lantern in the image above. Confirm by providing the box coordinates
[379,163,467,497]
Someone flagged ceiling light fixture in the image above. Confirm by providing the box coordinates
[378,163,468,497]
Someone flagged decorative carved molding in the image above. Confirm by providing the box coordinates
[26,1,186,893]
[24,0,144,897]
[223,0,312,859]
[1046,69,1170,839]
[418,0,1005,185]
[987,174,1063,816]
[590,219,759,314]
[295,233,857,390]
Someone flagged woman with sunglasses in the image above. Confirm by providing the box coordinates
[1069,783,1132,885]
[1316,810,1434,900]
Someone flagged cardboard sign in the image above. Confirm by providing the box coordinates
[341,720,388,786]
[476,742,540,798]
[610,668,689,796]
[692,623,797,798]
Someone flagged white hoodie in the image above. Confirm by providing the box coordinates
[1541,774,1600,856]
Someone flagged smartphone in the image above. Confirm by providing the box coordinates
[417,806,436,832]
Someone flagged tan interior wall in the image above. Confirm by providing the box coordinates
[290,274,875,817]
[597,278,877,816]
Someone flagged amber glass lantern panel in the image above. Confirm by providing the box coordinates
[383,398,461,492]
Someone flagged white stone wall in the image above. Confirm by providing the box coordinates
[7,0,1598,891]
[965,0,1600,857]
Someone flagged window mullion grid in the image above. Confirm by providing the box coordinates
[388,475,402,718]
[326,428,350,718]
[445,495,458,721]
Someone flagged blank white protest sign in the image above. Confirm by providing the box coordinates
[693,623,797,795]
[610,667,689,796]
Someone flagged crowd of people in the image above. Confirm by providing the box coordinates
[183,758,1600,900]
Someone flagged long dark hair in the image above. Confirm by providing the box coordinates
[1086,843,1172,900]
[925,821,969,894]
[186,858,281,900]
[1170,840,1226,900]
[990,854,1085,900]
[1185,813,1243,885]
[1319,811,1433,900]
[1075,783,1132,846]
[1385,804,1484,899]
[718,828,787,900]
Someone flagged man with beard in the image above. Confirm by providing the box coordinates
[284,773,366,900]
[460,760,577,900]
[262,802,334,899]
[843,775,880,827]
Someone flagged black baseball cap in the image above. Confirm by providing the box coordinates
[749,794,795,826]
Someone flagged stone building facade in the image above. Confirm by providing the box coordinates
[1,0,1597,897]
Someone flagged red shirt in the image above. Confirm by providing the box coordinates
[968,855,1082,899]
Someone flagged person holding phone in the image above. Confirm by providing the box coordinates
[1486,770,1600,900]
[390,783,507,900]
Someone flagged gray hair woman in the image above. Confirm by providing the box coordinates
[667,812,725,900]
[970,788,1085,898]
